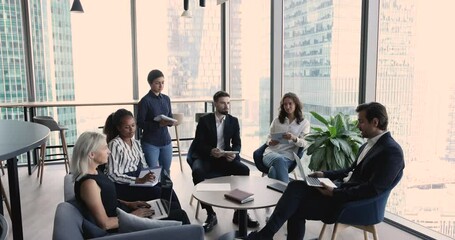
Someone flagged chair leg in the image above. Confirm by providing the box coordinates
[369,225,378,240]
[319,223,327,240]
[331,223,340,240]
[174,126,183,172]
[37,144,46,185]
[60,130,70,173]
[0,178,11,216]
[363,230,369,240]
[189,194,200,219]
[39,145,45,185]
[189,194,194,205]
[195,199,200,219]
[331,223,350,240]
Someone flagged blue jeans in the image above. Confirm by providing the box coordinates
[142,142,173,175]
[263,152,294,182]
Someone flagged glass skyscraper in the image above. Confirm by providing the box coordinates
[283,0,361,120]
[1,0,77,161]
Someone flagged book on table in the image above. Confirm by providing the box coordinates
[267,182,288,193]
[224,188,254,204]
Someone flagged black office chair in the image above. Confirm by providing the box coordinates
[253,143,304,178]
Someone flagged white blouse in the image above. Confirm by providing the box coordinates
[263,117,310,161]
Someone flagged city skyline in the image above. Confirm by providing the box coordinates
[2,0,455,238]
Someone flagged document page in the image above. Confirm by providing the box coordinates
[196,183,231,191]
[130,167,161,187]
[153,114,177,123]
[271,132,289,144]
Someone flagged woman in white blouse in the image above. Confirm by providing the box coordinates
[262,92,310,182]
[103,109,181,209]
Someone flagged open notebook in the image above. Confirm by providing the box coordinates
[294,152,337,188]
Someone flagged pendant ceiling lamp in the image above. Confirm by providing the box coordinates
[181,0,192,18]
[70,0,84,13]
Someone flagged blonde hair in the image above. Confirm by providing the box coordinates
[71,131,106,181]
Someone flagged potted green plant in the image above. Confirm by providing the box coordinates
[304,111,364,171]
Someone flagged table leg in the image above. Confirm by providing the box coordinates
[219,209,249,240]
[7,157,24,240]
[238,209,248,237]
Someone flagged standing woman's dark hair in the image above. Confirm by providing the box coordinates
[278,92,304,124]
[103,109,134,143]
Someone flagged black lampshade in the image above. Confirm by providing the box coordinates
[184,0,189,11]
[70,0,84,13]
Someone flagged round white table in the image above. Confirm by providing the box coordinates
[193,176,284,239]
[0,120,49,240]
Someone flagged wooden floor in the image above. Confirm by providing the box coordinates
[0,158,423,240]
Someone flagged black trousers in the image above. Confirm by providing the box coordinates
[263,180,340,240]
[115,183,182,210]
[192,157,250,213]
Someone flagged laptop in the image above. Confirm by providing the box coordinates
[146,169,173,219]
[293,152,337,188]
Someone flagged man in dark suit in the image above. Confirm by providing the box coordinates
[191,91,258,232]
[247,102,405,240]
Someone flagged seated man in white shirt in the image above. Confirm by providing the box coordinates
[190,91,258,233]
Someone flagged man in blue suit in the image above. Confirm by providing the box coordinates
[247,102,405,240]
[191,91,258,232]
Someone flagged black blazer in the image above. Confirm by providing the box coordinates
[324,132,404,202]
[192,113,241,162]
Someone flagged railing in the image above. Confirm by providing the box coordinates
[0,98,244,173]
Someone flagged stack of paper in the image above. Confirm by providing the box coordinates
[153,114,177,122]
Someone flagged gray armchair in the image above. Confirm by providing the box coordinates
[52,202,203,240]
[52,174,204,240]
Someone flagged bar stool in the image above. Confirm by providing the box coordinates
[0,177,11,217]
[172,113,184,172]
[33,116,70,184]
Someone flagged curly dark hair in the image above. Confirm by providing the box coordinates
[103,108,134,143]
[278,92,304,124]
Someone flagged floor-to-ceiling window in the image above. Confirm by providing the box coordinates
[70,0,133,140]
[377,0,455,238]
[282,0,362,172]
[228,0,271,158]
[283,0,362,121]
[136,0,222,147]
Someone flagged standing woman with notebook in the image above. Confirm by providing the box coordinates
[103,108,182,210]
[137,69,175,175]
[262,92,310,182]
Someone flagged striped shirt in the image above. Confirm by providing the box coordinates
[106,136,148,184]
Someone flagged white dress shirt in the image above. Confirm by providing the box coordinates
[215,113,226,150]
[343,131,388,182]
